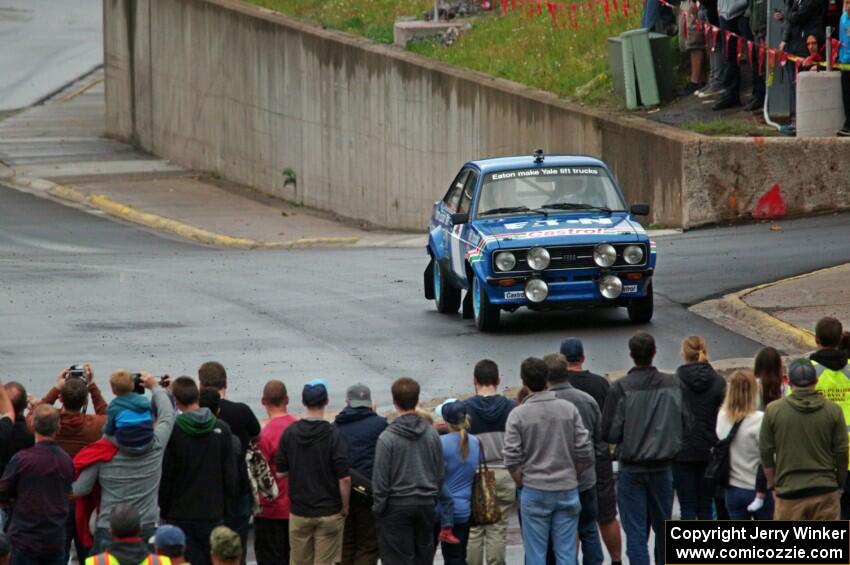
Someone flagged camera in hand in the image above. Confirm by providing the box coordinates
[131,373,145,395]
[67,365,86,380]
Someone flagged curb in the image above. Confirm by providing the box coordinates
[21,179,361,250]
[690,278,820,354]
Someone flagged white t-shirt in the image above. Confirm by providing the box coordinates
[716,411,764,490]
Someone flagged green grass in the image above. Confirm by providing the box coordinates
[685,118,779,136]
[246,0,642,103]
[408,8,642,101]
[248,0,432,42]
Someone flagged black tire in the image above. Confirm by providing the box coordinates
[627,282,654,323]
[433,258,461,314]
[472,273,500,331]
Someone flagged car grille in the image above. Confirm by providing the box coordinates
[494,244,647,273]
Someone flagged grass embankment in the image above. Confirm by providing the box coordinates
[685,118,779,136]
[249,0,432,43]
[246,0,642,103]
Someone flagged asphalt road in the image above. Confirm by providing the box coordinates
[4,183,850,412]
[0,0,101,112]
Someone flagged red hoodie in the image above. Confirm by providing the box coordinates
[73,439,118,546]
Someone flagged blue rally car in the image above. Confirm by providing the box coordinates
[424,151,657,331]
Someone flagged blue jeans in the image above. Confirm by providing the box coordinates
[578,488,604,565]
[10,547,66,565]
[641,0,673,31]
[673,461,714,520]
[726,486,774,520]
[618,467,673,565]
[520,486,581,565]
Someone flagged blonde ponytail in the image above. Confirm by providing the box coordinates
[450,418,471,460]
[682,335,709,363]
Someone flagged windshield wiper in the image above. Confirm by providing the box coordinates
[478,206,548,217]
[541,203,613,214]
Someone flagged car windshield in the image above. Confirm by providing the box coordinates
[476,166,626,218]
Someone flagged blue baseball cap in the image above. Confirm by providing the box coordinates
[153,525,185,549]
[560,338,585,362]
[435,399,467,425]
[302,379,329,407]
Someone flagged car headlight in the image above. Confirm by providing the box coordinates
[599,275,623,299]
[526,247,550,271]
[593,244,617,267]
[623,245,644,265]
[525,279,549,303]
[494,252,516,272]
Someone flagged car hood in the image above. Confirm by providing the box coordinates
[470,213,646,250]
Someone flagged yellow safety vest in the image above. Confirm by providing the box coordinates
[813,360,850,469]
[85,552,172,565]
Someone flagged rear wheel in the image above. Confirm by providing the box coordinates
[472,273,500,331]
[433,259,461,314]
[627,282,654,323]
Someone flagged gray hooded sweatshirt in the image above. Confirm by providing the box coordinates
[72,387,176,529]
[371,413,443,515]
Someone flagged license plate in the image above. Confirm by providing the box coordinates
[623,285,638,294]
[504,291,525,300]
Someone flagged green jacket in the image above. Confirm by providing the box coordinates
[760,389,848,497]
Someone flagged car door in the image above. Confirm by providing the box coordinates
[436,168,470,269]
[450,169,479,284]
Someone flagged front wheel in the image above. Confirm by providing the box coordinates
[472,274,500,331]
[627,282,654,323]
[433,258,461,314]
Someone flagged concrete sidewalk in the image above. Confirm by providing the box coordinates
[0,71,424,249]
[691,264,850,353]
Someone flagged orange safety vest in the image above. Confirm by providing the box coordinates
[85,552,172,565]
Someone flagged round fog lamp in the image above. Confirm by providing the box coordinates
[525,279,549,303]
[495,252,517,272]
[593,244,617,267]
[599,275,623,299]
[526,247,550,271]
[623,245,644,265]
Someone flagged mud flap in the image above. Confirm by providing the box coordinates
[462,290,474,319]
[424,261,435,300]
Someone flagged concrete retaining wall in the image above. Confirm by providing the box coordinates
[103,0,850,231]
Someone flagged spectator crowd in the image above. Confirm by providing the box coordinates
[644,0,850,137]
[0,318,849,565]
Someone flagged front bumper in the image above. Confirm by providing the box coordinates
[483,269,652,308]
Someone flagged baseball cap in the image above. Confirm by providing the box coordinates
[435,399,467,425]
[788,358,817,387]
[560,338,584,362]
[346,383,372,408]
[302,378,329,407]
[210,526,242,563]
[154,525,186,549]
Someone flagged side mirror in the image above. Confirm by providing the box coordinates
[451,213,469,225]
[630,203,650,216]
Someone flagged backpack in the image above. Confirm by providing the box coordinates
[246,439,278,515]
[704,419,743,487]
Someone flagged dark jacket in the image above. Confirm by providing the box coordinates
[217,398,261,497]
[602,367,688,470]
[811,349,850,372]
[465,395,516,467]
[276,419,350,518]
[565,370,610,412]
[0,415,34,477]
[334,406,387,478]
[0,440,73,557]
[676,362,726,463]
[782,0,825,56]
[159,408,238,521]
[372,413,443,515]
